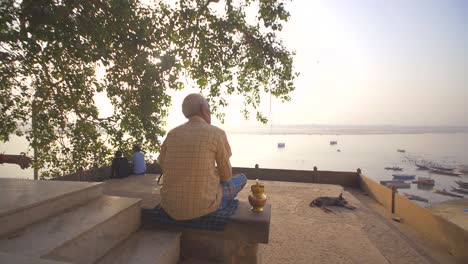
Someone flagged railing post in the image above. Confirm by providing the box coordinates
[391,186,396,214]
[313,166,318,183]
[254,164,259,180]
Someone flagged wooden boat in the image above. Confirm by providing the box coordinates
[455,181,468,189]
[403,193,429,203]
[384,166,403,171]
[415,163,429,170]
[458,165,468,174]
[392,174,416,180]
[416,184,433,190]
[451,187,468,195]
[412,177,435,186]
[433,189,464,198]
[431,164,457,171]
[380,180,410,189]
[428,167,462,176]
[380,180,404,184]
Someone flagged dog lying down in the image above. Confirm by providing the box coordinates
[309,193,356,213]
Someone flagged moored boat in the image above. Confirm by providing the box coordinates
[458,165,468,174]
[431,164,457,171]
[428,167,462,176]
[403,193,429,203]
[392,174,416,180]
[277,142,285,148]
[416,184,433,190]
[433,189,464,198]
[451,187,468,195]
[330,140,337,145]
[412,177,435,186]
[384,166,403,171]
[455,181,468,189]
[415,163,429,170]
[397,149,406,153]
[380,180,411,189]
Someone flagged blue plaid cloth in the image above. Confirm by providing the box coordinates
[148,173,247,231]
[220,173,247,209]
[148,200,239,231]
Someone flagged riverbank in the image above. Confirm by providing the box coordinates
[428,198,468,231]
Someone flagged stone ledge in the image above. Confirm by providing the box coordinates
[142,202,271,244]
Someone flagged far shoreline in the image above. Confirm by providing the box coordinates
[226,131,468,136]
[221,124,468,136]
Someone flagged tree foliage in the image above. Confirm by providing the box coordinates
[0,0,297,178]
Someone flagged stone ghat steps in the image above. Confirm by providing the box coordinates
[97,229,180,264]
[0,179,103,237]
[0,195,141,264]
[0,252,71,264]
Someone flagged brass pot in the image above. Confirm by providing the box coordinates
[248,184,267,212]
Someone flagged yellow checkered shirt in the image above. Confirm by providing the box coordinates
[158,116,233,220]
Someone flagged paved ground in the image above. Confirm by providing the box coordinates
[104,175,448,264]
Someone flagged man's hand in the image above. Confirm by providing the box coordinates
[2,154,33,169]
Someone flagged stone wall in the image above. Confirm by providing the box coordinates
[54,166,111,182]
[233,167,360,188]
[55,164,360,188]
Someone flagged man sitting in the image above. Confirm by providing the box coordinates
[132,145,146,175]
[158,93,247,220]
[110,150,130,178]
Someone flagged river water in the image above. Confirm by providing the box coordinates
[2,132,468,205]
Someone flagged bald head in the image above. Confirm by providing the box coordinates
[182,93,211,124]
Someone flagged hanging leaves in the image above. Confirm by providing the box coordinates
[0,0,297,178]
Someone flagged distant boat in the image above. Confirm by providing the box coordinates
[392,174,416,180]
[277,142,285,148]
[458,165,468,174]
[403,193,429,203]
[455,181,468,189]
[428,167,462,176]
[433,189,464,198]
[330,141,337,145]
[384,166,403,171]
[397,149,406,153]
[380,180,411,189]
[416,184,433,191]
[337,149,341,152]
[451,187,468,195]
[430,164,457,171]
[415,163,430,170]
[412,177,435,186]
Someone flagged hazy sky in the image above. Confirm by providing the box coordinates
[100,0,468,128]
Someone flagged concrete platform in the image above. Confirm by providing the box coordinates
[103,175,438,263]
[0,178,102,237]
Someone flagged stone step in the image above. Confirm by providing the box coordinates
[0,178,103,237]
[178,257,220,264]
[0,195,141,264]
[0,252,71,264]
[97,229,181,264]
